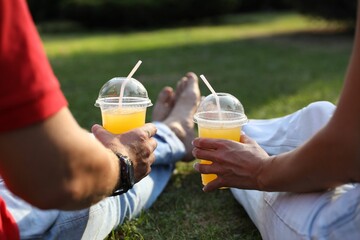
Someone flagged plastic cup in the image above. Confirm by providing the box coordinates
[95,77,152,134]
[194,93,248,187]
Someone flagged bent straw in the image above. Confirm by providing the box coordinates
[118,60,142,107]
[199,74,222,120]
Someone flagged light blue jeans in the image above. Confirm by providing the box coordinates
[0,122,185,239]
[232,101,360,240]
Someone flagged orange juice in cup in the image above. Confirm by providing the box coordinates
[194,93,248,187]
[198,125,241,185]
[95,77,152,134]
[102,107,147,134]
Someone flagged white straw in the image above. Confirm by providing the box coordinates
[126,60,142,80]
[200,74,222,120]
[119,60,142,107]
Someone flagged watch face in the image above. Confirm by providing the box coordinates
[111,153,135,196]
[122,155,135,188]
[128,160,135,187]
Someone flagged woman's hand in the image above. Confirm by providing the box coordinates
[92,123,157,183]
[192,134,270,192]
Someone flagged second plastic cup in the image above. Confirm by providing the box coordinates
[194,93,248,187]
[95,77,152,134]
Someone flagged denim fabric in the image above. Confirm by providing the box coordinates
[0,122,185,240]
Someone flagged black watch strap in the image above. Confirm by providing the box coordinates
[111,152,135,196]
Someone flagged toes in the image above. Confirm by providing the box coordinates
[174,72,199,102]
[152,87,175,121]
[175,76,188,101]
[157,87,174,103]
[184,73,201,106]
[185,72,198,82]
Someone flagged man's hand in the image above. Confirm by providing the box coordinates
[92,123,157,182]
[192,134,269,192]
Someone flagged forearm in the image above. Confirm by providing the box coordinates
[44,128,119,210]
[0,108,119,210]
[258,125,360,192]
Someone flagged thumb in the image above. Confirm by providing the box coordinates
[240,133,254,144]
[91,124,112,142]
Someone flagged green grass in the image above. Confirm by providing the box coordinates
[42,12,353,239]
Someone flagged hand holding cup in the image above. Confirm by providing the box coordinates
[92,123,157,183]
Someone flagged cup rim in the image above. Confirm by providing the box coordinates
[193,111,248,126]
[94,97,152,107]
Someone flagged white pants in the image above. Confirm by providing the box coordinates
[232,101,360,240]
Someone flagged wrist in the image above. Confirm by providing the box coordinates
[256,155,276,191]
[111,151,135,196]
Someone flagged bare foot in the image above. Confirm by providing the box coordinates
[164,72,201,162]
[152,86,175,121]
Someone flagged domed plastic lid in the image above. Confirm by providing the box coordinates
[95,77,152,108]
[194,93,248,127]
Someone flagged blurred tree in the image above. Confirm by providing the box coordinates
[288,0,357,25]
[27,0,357,29]
[28,0,239,29]
[27,0,63,21]
[60,0,239,28]
[237,0,291,12]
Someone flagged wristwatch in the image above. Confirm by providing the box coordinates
[111,152,135,196]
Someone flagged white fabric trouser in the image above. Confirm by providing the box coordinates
[231,101,360,240]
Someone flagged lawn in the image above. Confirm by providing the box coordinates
[42,12,353,239]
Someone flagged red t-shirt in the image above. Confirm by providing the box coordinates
[0,0,68,238]
[0,198,19,240]
[0,0,67,132]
